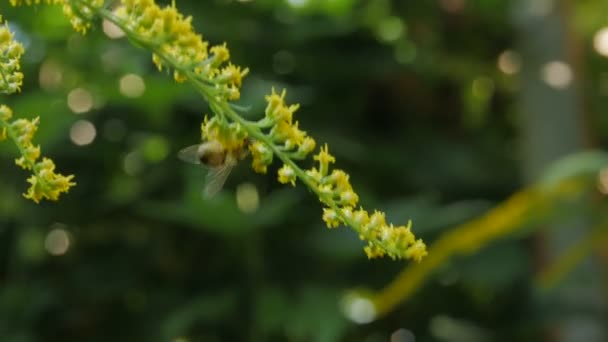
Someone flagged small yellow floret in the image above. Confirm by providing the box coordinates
[24,158,76,203]
[210,43,230,63]
[322,208,341,228]
[249,141,272,174]
[277,164,296,186]
[405,240,428,262]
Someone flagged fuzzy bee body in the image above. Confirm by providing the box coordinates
[179,139,249,198]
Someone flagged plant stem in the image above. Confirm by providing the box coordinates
[93,4,402,257]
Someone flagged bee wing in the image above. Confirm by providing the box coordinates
[178,144,202,165]
[203,163,234,198]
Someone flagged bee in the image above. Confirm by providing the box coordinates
[178,139,250,198]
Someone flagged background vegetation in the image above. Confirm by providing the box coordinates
[1,0,607,341]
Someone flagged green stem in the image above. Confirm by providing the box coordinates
[1,119,34,169]
[91,4,404,257]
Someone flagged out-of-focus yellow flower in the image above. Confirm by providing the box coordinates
[1,110,76,203]
[10,0,104,34]
[405,239,428,263]
[0,13,75,203]
[0,105,13,141]
[24,158,76,203]
[0,17,24,94]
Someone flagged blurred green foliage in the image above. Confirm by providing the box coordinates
[1,1,607,341]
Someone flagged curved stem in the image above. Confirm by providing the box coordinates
[91,3,403,257]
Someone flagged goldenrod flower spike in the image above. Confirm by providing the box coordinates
[0,109,76,203]
[0,17,24,94]
[12,0,426,260]
[0,15,76,203]
[10,0,105,34]
[254,90,427,261]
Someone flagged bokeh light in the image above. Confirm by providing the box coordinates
[44,227,71,256]
[498,50,521,75]
[593,27,608,57]
[342,293,376,324]
[390,329,416,342]
[119,74,146,98]
[70,120,97,146]
[541,61,572,89]
[67,87,93,114]
[103,18,125,39]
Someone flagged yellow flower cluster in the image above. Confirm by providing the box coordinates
[254,90,426,261]
[112,0,249,101]
[24,158,76,203]
[0,13,75,203]
[15,0,426,260]
[250,89,316,175]
[0,106,76,203]
[310,144,426,261]
[200,114,248,155]
[9,0,105,34]
[0,16,24,94]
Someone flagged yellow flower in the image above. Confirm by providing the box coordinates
[328,170,351,190]
[368,210,387,229]
[352,209,370,227]
[341,206,354,220]
[322,208,341,228]
[249,141,272,174]
[210,43,230,65]
[15,145,41,169]
[24,158,76,203]
[277,164,296,186]
[318,184,334,197]
[296,136,316,156]
[305,167,323,182]
[16,0,427,260]
[264,89,286,117]
[1,106,76,203]
[12,0,105,34]
[219,63,249,88]
[339,190,359,207]
[364,244,386,259]
[314,144,335,176]
[405,240,428,262]
[0,105,13,121]
[0,20,24,94]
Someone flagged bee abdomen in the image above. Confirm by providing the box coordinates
[200,151,226,168]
